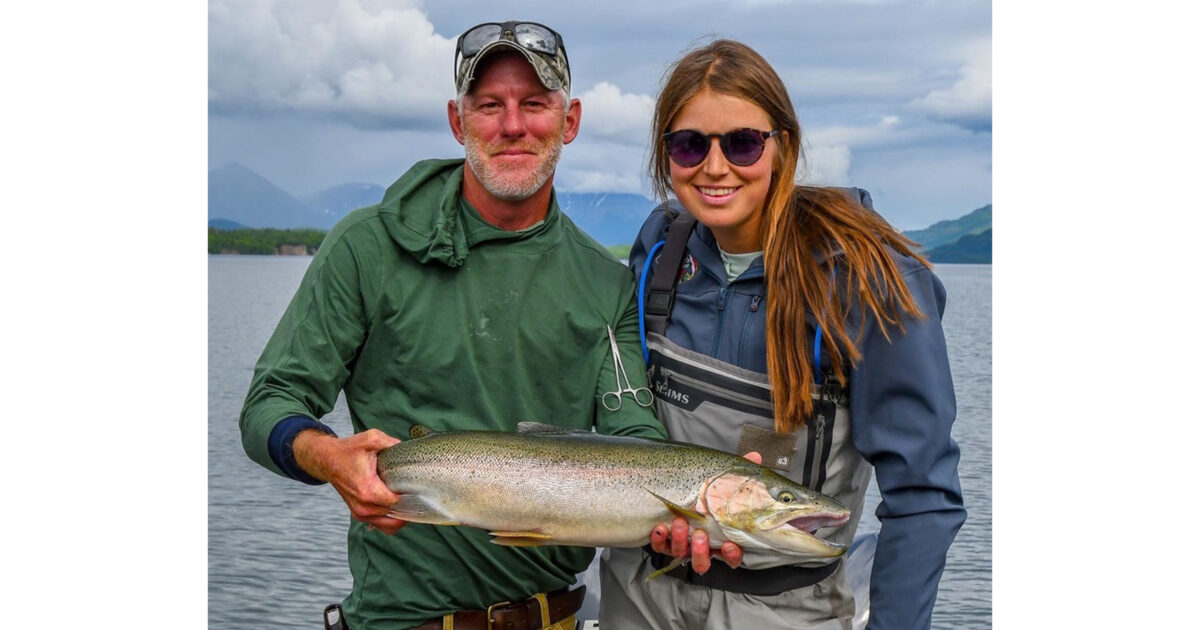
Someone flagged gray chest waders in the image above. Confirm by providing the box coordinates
[638,210,871,594]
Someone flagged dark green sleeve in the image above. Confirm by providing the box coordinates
[238,227,380,476]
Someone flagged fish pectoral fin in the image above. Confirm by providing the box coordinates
[645,555,689,582]
[488,531,554,547]
[644,489,707,522]
[387,494,458,526]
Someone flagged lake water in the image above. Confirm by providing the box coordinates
[208,256,991,629]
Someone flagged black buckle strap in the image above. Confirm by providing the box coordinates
[644,210,697,336]
[647,549,839,596]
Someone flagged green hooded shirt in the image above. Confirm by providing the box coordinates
[239,159,666,629]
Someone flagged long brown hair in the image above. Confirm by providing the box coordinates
[650,39,930,433]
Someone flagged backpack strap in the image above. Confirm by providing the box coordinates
[643,211,698,336]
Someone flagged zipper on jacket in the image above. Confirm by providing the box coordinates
[807,409,826,490]
[712,287,729,357]
[736,294,764,366]
[804,380,839,492]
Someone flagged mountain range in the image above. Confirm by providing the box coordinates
[903,204,992,263]
[208,162,379,231]
[208,163,990,261]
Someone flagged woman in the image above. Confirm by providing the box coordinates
[598,40,966,630]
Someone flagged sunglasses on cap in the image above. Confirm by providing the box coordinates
[663,128,781,168]
[454,21,571,91]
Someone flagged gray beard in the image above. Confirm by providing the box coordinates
[464,136,563,202]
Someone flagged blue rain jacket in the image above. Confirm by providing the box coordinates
[628,190,966,630]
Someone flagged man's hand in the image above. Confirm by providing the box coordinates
[293,428,406,535]
[648,451,763,574]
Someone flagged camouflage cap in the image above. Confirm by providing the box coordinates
[454,21,571,96]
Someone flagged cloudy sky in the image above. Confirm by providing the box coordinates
[208,0,991,230]
[14,5,1200,627]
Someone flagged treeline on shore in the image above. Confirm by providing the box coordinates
[208,227,327,255]
[210,227,634,259]
[208,226,987,264]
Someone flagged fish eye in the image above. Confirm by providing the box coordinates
[778,491,795,503]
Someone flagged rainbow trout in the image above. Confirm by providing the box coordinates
[376,423,850,566]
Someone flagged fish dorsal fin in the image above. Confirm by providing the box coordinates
[409,425,435,439]
[644,488,707,522]
[516,421,588,435]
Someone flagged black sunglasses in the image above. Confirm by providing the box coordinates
[663,128,780,168]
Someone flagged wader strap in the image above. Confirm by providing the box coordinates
[644,212,698,336]
[647,550,840,596]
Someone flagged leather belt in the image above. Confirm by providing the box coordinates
[411,586,585,630]
[647,549,839,596]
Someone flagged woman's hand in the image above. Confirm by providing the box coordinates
[647,451,763,574]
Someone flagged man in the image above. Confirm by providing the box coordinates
[239,21,666,630]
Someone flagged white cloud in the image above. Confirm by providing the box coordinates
[559,169,647,195]
[558,138,651,195]
[724,0,899,6]
[798,143,852,186]
[797,116,916,186]
[554,84,656,194]
[805,115,902,148]
[575,82,656,145]
[206,0,992,226]
[208,0,455,128]
[909,40,992,132]
[782,66,916,107]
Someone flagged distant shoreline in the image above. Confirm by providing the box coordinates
[208,227,325,256]
[207,226,988,264]
[209,227,633,259]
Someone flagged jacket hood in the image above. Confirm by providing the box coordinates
[377,158,472,267]
[376,158,563,267]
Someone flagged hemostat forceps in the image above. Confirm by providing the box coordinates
[602,325,654,411]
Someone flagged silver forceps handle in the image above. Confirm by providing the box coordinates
[602,325,654,411]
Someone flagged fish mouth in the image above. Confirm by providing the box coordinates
[786,513,850,536]
[758,505,849,533]
[740,509,848,557]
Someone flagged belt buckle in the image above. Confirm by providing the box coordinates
[485,600,512,629]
